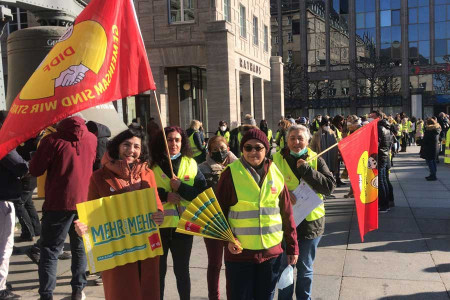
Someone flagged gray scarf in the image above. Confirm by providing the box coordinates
[240,157,266,187]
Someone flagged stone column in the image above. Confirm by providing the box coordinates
[264,80,272,126]
[270,57,284,130]
[205,21,238,133]
[253,77,265,122]
[149,65,169,127]
[241,73,254,118]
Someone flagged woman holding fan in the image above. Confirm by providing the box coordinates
[149,126,207,300]
[216,128,298,300]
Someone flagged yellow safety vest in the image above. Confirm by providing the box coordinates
[216,130,231,143]
[227,160,284,250]
[189,131,203,157]
[267,129,273,142]
[407,121,413,133]
[445,130,450,164]
[152,156,198,228]
[335,128,342,141]
[276,131,285,151]
[272,148,325,221]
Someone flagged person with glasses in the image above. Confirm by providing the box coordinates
[149,126,207,300]
[216,129,298,300]
[273,125,335,300]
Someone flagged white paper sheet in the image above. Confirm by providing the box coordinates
[291,180,323,226]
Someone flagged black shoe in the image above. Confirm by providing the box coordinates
[26,247,40,265]
[14,235,34,243]
[426,176,437,181]
[0,289,21,299]
[337,180,347,187]
[389,201,395,208]
[58,251,72,260]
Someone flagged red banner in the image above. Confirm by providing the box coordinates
[338,120,379,241]
[0,0,156,159]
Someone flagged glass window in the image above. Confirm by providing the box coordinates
[418,0,429,6]
[380,0,390,10]
[408,0,418,7]
[391,26,401,42]
[365,0,375,11]
[381,10,391,27]
[391,0,401,9]
[447,5,450,20]
[435,6,446,22]
[240,5,246,38]
[418,6,429,23]
[288,16,292,25]
[447,21,450,38]
[381,27,391,43]
[357,13,365,29]
[409,24,418,41]
[436,22,446,39]
[264,25,268,52]
[409,42,418,57]
[418,23,430,40]
[356,0,364,12]
[409,8,418,23]
[253,16,258,45]
[419,40,430,57]
[224,0,231,22]
[436,0,447,4]
[435,39,447,56]
[169,0,195,23]
[366,12,375,27]
[392,10,401,25]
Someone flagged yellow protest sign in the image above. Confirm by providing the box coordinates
[76,188,163,273]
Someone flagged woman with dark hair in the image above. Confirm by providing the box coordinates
[74,124,164,300]
[419,118,441,181]
[149,126,207,300]
[259,120,273,154]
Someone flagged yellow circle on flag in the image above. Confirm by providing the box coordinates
[357,151,378,204]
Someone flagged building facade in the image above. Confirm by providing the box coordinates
[135,0,284,133]
[271,0,450,119]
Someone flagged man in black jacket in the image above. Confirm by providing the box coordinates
[370,111,394,212]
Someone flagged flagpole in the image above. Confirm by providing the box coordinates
[151,90,175,178]
[306,142,339,163]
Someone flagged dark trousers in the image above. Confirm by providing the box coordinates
[226,254,282,300]
[204,238,230,300]
[38,211,86,300]
[401,134,408,151]
[426,159,437,177]
[159,228,193,300]
[14,189,41,238]
[387,170,394,204]
[378,163,390,210]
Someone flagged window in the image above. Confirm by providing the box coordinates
[169,0,195,23]
[253,16,258,45]
[240,5,246,38]
[288,16,292,25]
[408,0,430,64]
[8,7,28,34]
[288,50,293,61]
[434,1,450,63]
[264,25,269,52]
[274,35,279,44]
[224,0,231,22]
[288,32,293,42]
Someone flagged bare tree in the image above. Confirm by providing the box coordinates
[308,80,334,101]
[432,55,450,95]
[284,62,308,113]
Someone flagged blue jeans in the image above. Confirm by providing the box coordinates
[426,159,437,177]
[38,211,87,300]
[378,163,390,210]
[278,236,321,300]
[226,254,282,300]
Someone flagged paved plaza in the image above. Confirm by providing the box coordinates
[7,145,450,299]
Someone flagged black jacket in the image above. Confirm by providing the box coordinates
[86,121,111,170]
[0,149,29,202]
[420,124,441,160]
[378,119,393,167]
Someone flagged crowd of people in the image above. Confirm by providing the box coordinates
[0,108,449,300]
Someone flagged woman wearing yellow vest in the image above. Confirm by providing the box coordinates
[187,120,207,164]
[273,125,336,300]
[260,119,273,155]
[215,120,231,143]
[149,126,207,300]
[216,129,299,300]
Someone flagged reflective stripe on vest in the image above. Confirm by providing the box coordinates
[272,148,325,221]
[189,131,203,157]
[152,156,197,228]
[227,160,284,250]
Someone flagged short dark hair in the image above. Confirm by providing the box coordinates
[149,126,193,167]
[107,124,149,162]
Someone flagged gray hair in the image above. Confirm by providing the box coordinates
[287,124,311,140]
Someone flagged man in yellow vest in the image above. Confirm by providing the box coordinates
[272,124,336,300]
[216,128,298,300]
[445,129,450,164]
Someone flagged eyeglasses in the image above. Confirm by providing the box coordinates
[243,144,265,152]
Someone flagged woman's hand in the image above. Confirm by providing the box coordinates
[170,177,182,192]
[74,219,88,237]
[152,210,164,226]
[289,191,297,205]
[167,192,181,205]
[287,254,298,265]
[228,238,242,255]
[296,159,307,168]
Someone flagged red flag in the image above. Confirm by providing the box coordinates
[338,120,379,241]
[0,0,155,159]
